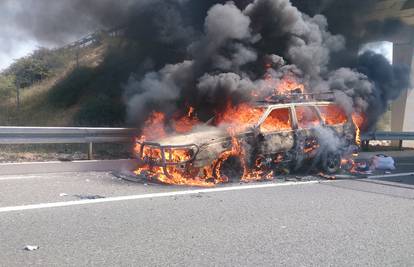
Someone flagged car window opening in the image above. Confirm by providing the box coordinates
[318,104,348,125]
[260,108,292,133]
[295,106,321,129]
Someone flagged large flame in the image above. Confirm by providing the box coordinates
[318,105,348,125]
[134,73,362,186]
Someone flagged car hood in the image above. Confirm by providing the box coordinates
[154,127,230,146]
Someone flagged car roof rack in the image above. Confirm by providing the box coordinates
[256,90,335,105]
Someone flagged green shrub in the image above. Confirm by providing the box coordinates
[0,74,16,98]
[74,95,126,126]
[4,47,74,89]
[8,57,50,88]
[48,67,96,107]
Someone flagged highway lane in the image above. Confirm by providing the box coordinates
[0,153,412,208]
[0,171,318,208]
[0,172,414,266]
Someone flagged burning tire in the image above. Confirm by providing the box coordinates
[321,151,341,174]
[215,156,243,183]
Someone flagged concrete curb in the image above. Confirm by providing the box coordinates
[0,159,138,176]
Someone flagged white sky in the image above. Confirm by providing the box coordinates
[360,41,393,64]
[0,0,84,71]
[0,41,40,71]
[0,1,40,70]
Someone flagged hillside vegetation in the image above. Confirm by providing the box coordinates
[0,34,140,126]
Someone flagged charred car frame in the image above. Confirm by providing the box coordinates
[135,100,358,183]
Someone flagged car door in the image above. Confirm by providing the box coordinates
[293,105,323,158]
[257,106,295,155]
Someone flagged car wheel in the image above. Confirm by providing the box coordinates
[215,156,243,183]
[321,151,341,174]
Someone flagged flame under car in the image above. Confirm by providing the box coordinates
[134,101,358,186]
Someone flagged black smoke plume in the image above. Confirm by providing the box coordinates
[122,0,411,131]
[3,0,411,131]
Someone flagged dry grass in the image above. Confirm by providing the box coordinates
[0,143,132,163]
[0,45,107,126]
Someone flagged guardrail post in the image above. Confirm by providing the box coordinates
[88,142,94,160]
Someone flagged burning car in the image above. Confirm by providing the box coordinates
[134,95,359,186]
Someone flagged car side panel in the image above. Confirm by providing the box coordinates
[192,132,254,168]
[260,131,295,155]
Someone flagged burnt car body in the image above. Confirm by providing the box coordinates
[135,101,357,182]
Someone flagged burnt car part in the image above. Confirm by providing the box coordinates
[137,141,200,178]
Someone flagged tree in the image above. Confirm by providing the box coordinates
[0,74,16,98]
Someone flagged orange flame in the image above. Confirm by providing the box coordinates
[318,105,348,125]
[263,72,304,95]
[141,112,166,141]
[215,102,264,131]
[352,112,364,146]
[174,107,200,134]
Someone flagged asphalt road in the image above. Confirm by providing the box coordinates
[0,163,413,266]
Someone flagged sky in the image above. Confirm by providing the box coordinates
[0,1,42,70]
[360,41,393,64]
[0,0,98,71]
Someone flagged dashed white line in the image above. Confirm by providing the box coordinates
[0,180,319,213]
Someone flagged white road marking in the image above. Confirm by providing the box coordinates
[0,181,319,213]
[0,175,45,181]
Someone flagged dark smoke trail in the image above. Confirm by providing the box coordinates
[123,0,410,133]
[3,0,410,131]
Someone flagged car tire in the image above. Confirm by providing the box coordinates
[215,156,243,183]
[321,151,341,174]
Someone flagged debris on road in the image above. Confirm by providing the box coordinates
[74,194,105,200]
[371,154,396,170]
[24,245,39,251]
[112,171,150,184]
[59,193,68,197]
[318,172,336,180]
[355,161,370,172]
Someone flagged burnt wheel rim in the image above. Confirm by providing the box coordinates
[217,156,243,182]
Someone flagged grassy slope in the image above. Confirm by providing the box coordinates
[0,44,106,126]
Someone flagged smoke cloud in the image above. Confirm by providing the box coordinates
[122,0,410,131]
[1,0,411,131]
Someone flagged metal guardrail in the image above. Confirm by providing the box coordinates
[362,132,414,141]
[361,131,414,150]
[0,127,138,159]
[62,27,125,50]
